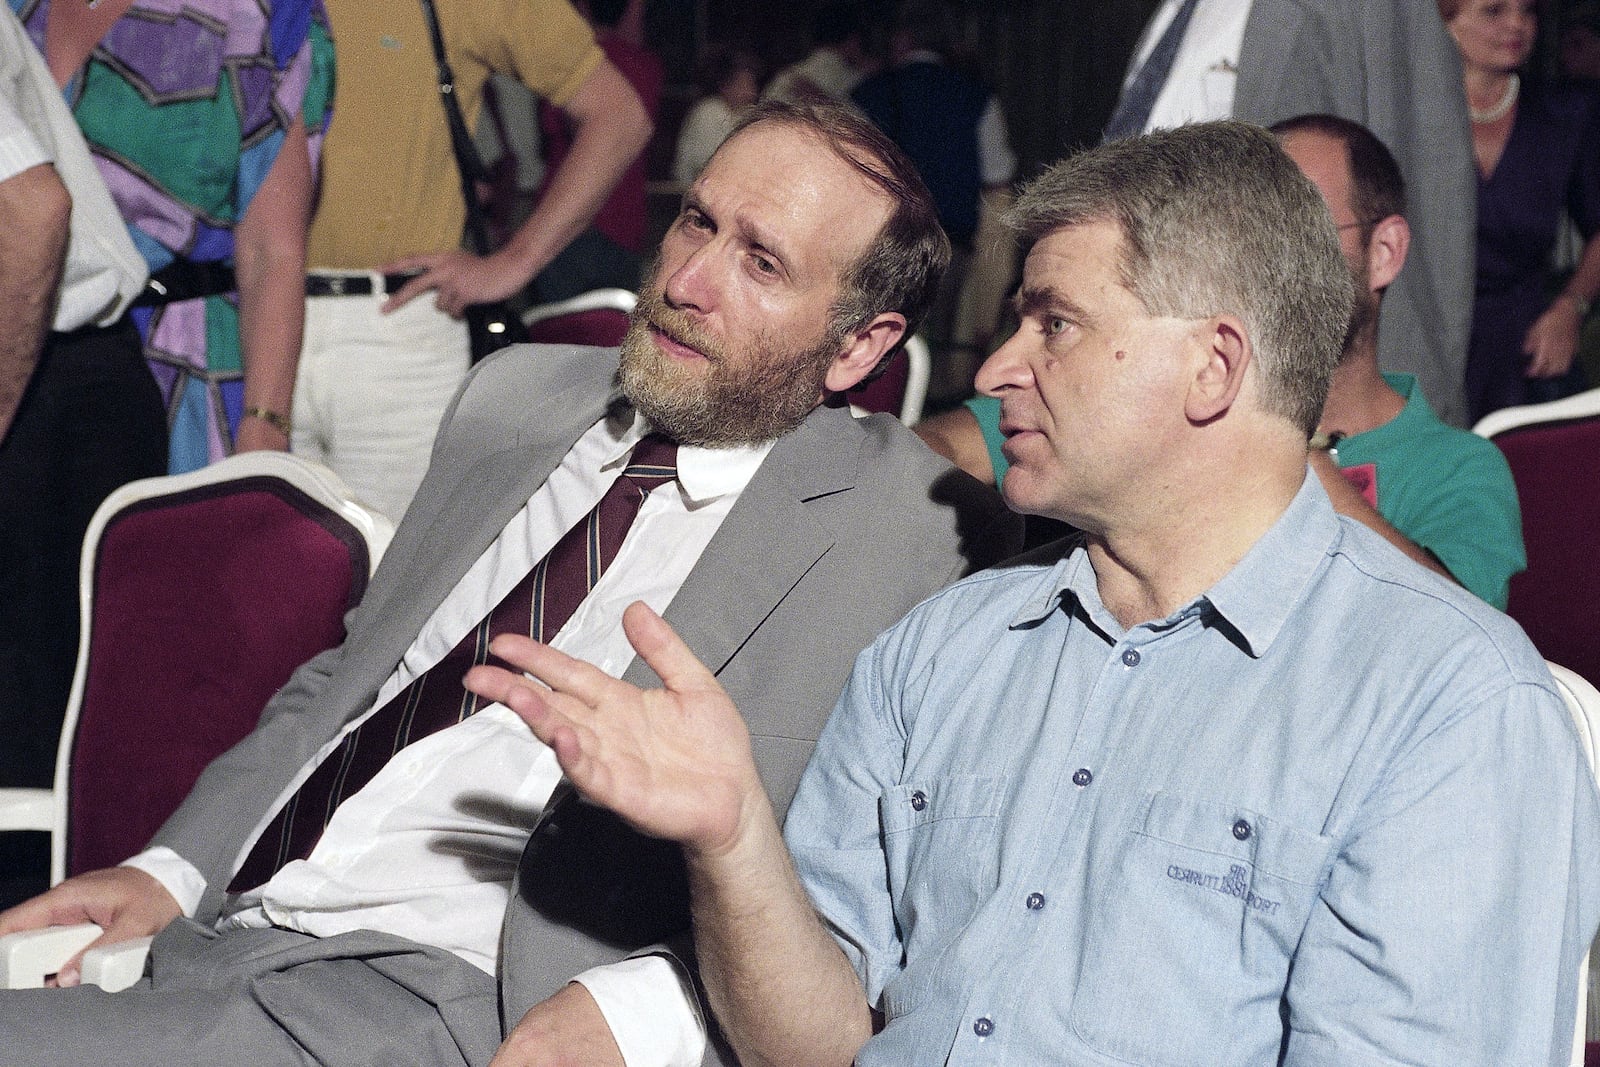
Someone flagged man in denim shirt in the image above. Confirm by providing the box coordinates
[468,121,1600,1066]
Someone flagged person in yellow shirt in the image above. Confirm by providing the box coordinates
[292,0,650,522]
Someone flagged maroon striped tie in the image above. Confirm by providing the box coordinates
[229,434,679,892]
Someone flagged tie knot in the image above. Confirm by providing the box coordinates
[623,433,679,488]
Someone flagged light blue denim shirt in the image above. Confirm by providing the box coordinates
[786,473,1600,1066]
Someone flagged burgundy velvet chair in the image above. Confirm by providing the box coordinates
[0,453,393,891]
[1474,388,1600,688]
[520,287,636,347]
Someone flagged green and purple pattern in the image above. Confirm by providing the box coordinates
[14,0,334,472]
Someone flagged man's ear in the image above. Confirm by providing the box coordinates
[1184,314,1251,424]
[1364,214,1410,294]
[825,313,907,393]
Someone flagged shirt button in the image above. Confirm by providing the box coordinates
[1025,892,1046,910]
[1072,767,1093,787]
[973,1017,994,1037]
[1122,648,1141,667]
[910,790,927,812]
[1232,818,1252,841]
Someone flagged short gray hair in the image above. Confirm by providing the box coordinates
[1008,121,1352,435]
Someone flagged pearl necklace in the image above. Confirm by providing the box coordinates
[1471,73,1519,124]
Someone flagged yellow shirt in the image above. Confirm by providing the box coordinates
[308,0,600,268]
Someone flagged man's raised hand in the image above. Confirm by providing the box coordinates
[463,601,764,858]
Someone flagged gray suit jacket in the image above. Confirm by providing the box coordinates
[148,343,1019,1055]
[1232,0,1476,426]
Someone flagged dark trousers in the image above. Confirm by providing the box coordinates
[0,318,165,788]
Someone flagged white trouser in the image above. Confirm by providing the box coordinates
[292,283,471,525]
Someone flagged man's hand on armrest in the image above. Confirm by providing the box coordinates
[492,982,624,1067]
[0,866,180,987]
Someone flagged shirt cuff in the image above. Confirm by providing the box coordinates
[573,954,708,1067]
[118,847,205,918]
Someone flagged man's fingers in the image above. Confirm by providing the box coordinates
[381,273,430,314]
[487,633,632,707]
[621,602,721,696]
[0,892,67,937]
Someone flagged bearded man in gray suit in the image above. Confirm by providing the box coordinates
[0,99,1018,1067]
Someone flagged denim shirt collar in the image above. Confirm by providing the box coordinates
[1009,471,1339,658]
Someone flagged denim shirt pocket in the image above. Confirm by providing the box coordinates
[880,776,1008,959]
[1068,791,1336,1065]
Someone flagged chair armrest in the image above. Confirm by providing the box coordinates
[0,923,100,988]
[82,936,153,992]
[0,787,52,833]
[0,923,152,992]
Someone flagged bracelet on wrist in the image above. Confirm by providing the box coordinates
[243,406,292,436]
[1559,291,1592,318]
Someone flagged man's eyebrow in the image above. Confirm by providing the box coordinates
[733,214,792,273]
[680,190,709,218]
[1014,284,1089,325]
[678,192,795,274]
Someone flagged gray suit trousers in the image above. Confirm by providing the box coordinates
[0,920,500,1067]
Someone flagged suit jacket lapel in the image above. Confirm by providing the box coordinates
[623,403,860,686]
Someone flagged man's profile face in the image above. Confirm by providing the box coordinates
[619,121,893,446]
[975,219,1199,528]
[1277,130,1377,356]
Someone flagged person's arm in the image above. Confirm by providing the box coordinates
[465,603,873,1067]
[915,406,997,486]
[383,57,651,317]
[232,115,312,453]
[492,983,627,1067]
[1524,234,1600,379]
[0,161,69,439]
[1307,449,1456,585]
[1282,680,1598,1062]
[492,950,706,1067]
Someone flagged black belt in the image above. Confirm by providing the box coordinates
[305,272,420,297]
[131,259,236,308]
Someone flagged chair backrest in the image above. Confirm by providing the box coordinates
[1473,389,1600,687]
[521,287,637,347]
[848,334,932,426]
[1548,661,1600,1065]
[51,453,394,882]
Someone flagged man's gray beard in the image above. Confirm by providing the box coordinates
[616,304,841,447]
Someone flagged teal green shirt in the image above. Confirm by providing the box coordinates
[1333,374,1524,609]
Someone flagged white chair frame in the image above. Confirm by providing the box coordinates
[1550,661,1600,1065]
[849,333,931,427]
[0,452,393,990]
[1471,385,1600,440]
[519,286,637,330]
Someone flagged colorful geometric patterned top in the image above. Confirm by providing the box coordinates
[12,0,335,472]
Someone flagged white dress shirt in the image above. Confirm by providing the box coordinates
[126,409,768,1067]
[0,7,146,332]
[1123,0,1254,132]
